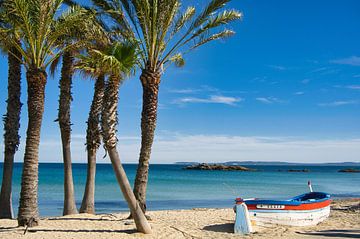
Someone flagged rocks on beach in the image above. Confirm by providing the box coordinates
[184,163,256,171]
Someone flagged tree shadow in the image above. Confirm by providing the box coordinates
[47,217,126,222]
[202,223,234,233]
[27,228,137,234]
[0,226,20,232]
[296,229,360,238]
[0,226,137,235]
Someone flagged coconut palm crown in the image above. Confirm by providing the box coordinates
[92,0,242,70]
[92,0,242,212]
[0,0,95,71]
[0,0,98,227]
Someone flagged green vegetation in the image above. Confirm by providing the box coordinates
[0,0,240,233]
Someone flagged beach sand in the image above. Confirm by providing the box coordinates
[0,199,359,239]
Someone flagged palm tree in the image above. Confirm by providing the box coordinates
[51,1,106,216]
[0,0,93,226]
[55,21,106,217]
[0,11,22,218]
[56,50,78,215]
[96,0,242,212]
[76,42,151,233]
[62,0,115,215]
[79,74,105,214]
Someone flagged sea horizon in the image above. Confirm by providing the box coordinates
[1,162,359,217]
[6,161,360,165]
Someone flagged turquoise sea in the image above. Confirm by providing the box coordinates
[0,163,359,216]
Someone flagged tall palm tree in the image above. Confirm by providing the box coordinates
[79,74,105,214]
[62,0,114,215]
[96,0,242,212]
[76,42,151,233]
[0,0,93,226]
[0,11,22,218]
[73,41,106,213]
[62,1,110,214]
[56,50,78,215]
[53,13,106,216]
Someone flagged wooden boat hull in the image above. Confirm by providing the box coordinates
[237,192,331,227]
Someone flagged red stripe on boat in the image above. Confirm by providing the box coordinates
[245,200,331,210]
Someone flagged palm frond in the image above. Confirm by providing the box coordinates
[63,0,79,6]
[190,29,235,50]
[192,0,230,28]
[75,41,138,78]
[95,0,240,71]
[171,6,195,36]
[94,0,144,61]
[169,53,185,67]
[191,10,242,40]
[49,53,61,76]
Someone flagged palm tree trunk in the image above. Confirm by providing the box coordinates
[80,75,105,214]
[133,66,161,213]
[18,69,47,227]
[58,51,78,215]
[0,47,22,219]
[101,76,151,234]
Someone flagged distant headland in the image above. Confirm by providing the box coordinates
[175,161,360,166]
[184,163,256,171]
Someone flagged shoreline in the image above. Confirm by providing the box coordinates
[0,199,359,239]
[6,196,360,218]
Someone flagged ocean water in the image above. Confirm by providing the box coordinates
[0,163,359,216]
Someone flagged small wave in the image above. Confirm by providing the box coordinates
[331,193,360,198]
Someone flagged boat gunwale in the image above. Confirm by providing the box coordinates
[239,192,331,206]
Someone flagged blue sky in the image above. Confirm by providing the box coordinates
[0,0,359,163]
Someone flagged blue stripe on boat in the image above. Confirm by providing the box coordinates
[244,192,330,206]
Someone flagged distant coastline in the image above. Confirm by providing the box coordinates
[174,161,360,166]
[2,161,360,166]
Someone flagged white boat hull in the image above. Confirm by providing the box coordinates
[248,206,331,227]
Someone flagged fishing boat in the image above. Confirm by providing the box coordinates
[235,191,331,227]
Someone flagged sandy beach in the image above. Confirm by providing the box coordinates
[0,199,359,239]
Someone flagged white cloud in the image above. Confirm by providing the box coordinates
[334,85,360,90]
[11,134,360,164]
[301,79,311,84]
[175,95,242,106]
[310,67,328,73]
[168,85,219,94]
[256,97,272,104]
[168,88,201,94]
[294,91,305,95]
[256,97,283,104]
[346,85,360,90]
[267,65,287,71]
[318,100,358,107]
[150,135,360,164]
[331,56,360,66]
[252,76,267,83]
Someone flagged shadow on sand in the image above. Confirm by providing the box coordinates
[202,223,234,233]
[25,228,137,234]
[0,226,137,235]
[296,229,360,238]
[0,226,19,231]
[47,217,126,222]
